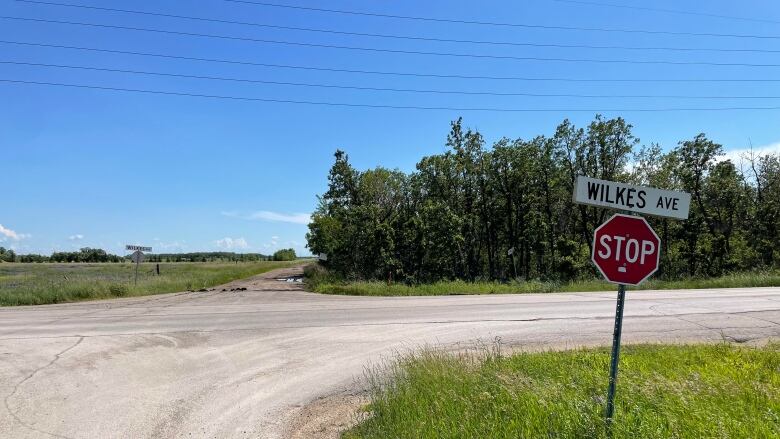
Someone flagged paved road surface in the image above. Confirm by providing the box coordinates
[1,266,779,438]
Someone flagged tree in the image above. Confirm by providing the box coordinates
[0,247,16,263]
[272,248,296,261]
[306,117,780,283]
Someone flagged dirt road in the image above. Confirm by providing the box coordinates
[1,266,779,438]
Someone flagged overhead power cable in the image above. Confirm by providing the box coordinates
[5,16,780,68]
[4,78,780,112]
[222,0,780,40]
[6,60,780,100]
[8,0,780,54]
[4,40,780,83]
[550,0,780,25]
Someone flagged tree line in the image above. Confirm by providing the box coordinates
[145,252,270,262]
[0,248,290,263]
[306,116,780,283]
[0,247,125,263]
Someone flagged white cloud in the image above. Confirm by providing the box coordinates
[721,142,780,165]
[68,234,84,241]
[263,235,280,250]
[215,237,249,250]
[222,210,311,225]
[159,241,187,251]
[0,224,30,242]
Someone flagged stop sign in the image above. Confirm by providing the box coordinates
[592,213,660,285]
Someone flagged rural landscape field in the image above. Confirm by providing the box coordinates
[4,0,780,438]
[0,260,302,306]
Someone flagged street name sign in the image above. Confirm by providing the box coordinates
[592,214,660,286]
[571,176,684,431]
[574,176,690,219]
[126,244,151,285]
[126,245,152,252]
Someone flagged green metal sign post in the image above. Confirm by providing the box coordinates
[591,214,661,433]
[605,283,626,432]
[574,178,690,433]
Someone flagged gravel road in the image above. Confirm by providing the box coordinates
[1,266,779,438]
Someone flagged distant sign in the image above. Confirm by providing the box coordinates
[130,250,145,264]
[126,245,152,252]
[573,176,690,219]
[126,245,150,285]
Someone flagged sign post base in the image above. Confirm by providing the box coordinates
[605,283,626,434]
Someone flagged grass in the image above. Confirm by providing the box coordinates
[346,343,780,439]
[0,260,303,306]
[307,269,780,296]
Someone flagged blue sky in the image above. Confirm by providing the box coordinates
[3,0,780,256]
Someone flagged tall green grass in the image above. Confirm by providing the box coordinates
[347,343,780,438]
[0,261,301,306]
[308,268,780,296]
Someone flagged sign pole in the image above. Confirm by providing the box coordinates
[126,246,151,286]
[572,177,688,433]
[605,283,626,433]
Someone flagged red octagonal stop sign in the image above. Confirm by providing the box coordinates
[592,213,660,286]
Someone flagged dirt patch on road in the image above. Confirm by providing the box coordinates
[287,389,368,439]
[220,265,308,292]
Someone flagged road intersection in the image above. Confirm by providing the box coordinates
[1,266,778,438]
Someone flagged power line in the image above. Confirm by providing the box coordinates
[5,60,780,100]
[550,0,780,25]
[4,78,780,112]
[6,15,780,68]
[223,0,780,40]
[4,39,780,83]
[9,0,780,54]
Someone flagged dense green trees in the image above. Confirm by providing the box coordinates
[307,116,780,283]
[0,247,16,263]
[145,252,268,262]
[272,248,297,261]
[3,248,125,263]
[5,249,273,264]
[50,248,123,263]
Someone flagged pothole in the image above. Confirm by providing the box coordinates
[275,276,304,283]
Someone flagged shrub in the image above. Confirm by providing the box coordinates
[272,248,297,261]
[108,284,128,296]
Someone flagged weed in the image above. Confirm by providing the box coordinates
[346,343,780,438]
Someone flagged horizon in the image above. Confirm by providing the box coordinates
[4,0,780,257]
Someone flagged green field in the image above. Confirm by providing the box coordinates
[0,261,302,306]
[346,343,780,439]
[307,266,780,296]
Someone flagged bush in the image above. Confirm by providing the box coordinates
[272,248,296,261]
[303,263,340,288]
[108,284,128,296]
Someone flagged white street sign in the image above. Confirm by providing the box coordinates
[573,176,690,219]
[126,245,152,252]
